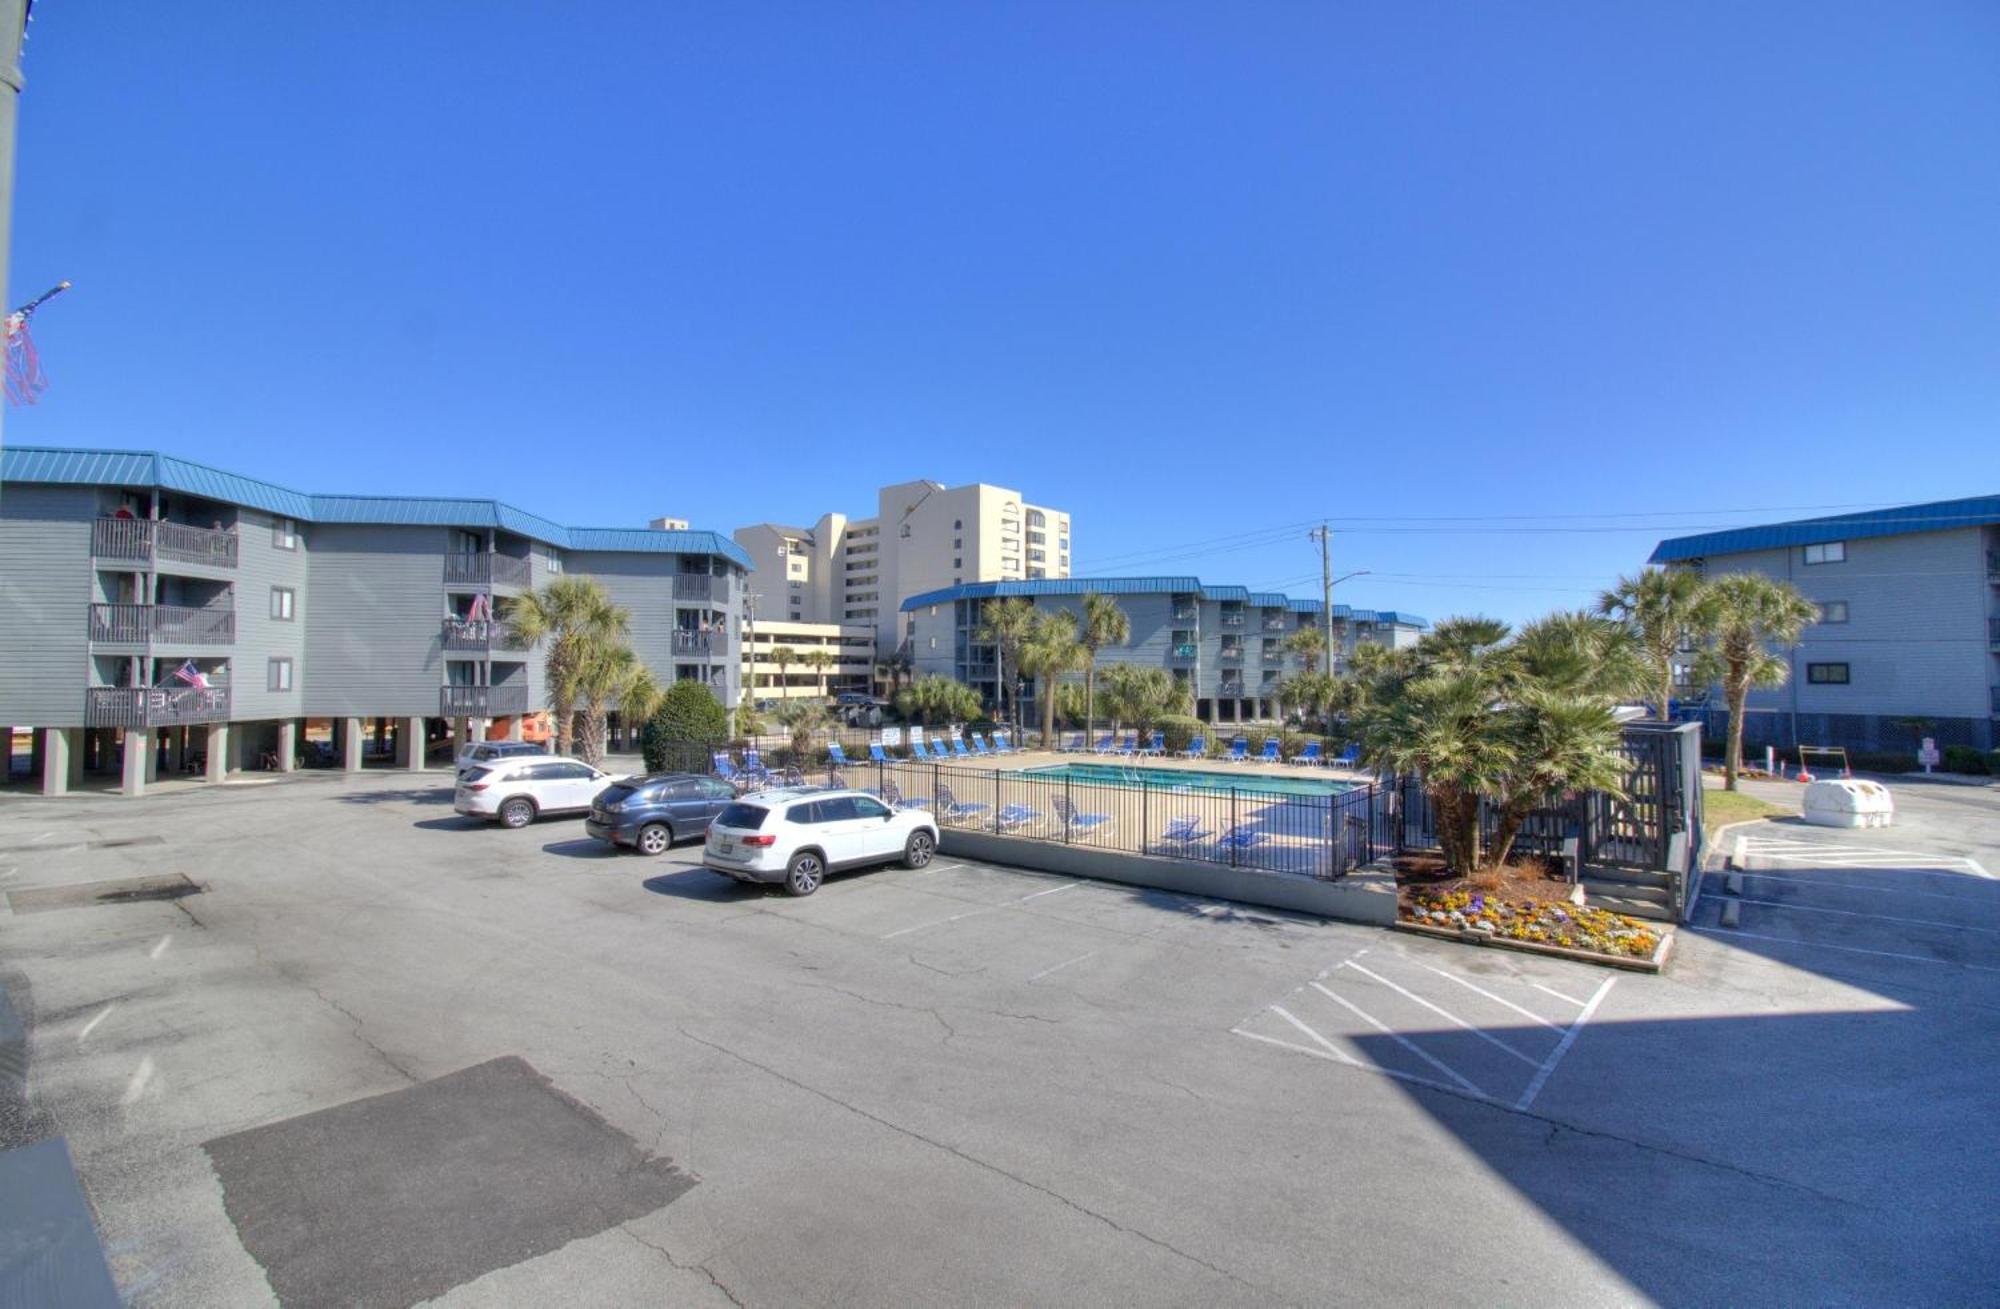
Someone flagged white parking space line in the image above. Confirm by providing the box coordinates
[1283,993,1486,1097]
[1231,1027,1472,1100]
[1415,963,1566,1033]
[1026,949,1100,982]
[1514,976,1615,1111]
[1334,966,1543,1068]
[881,906,1003,940]
[1732,870,1997,904]
[1530,982,1587,1009]
[1694,924,2000,972]
[1732,896,1999,934]
[910,861,969,877]
[76,1003,115,1044]
[1017,882,1080,901]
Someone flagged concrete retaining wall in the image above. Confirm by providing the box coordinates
[938,828,1398,924]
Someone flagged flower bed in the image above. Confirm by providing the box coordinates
[1400,887,1661,961]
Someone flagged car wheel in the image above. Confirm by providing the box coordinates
[783,850,824,897]
[902,830,935,869]
[499,798,535,829]
[637,823,673,856]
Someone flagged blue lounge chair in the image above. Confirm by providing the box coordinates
[969,735,992,757]
[981,733,1006,755]
[930,739,952,760]
[881,779,927,810]
[1226,738,1249,763]
[951,736,972,758]
[1179,736,1206,759]
[1117,731,1139,756]
[828,742,852,768]
[868,742,890,765]
[1216,824,1267,851]
[742,747,767,775]
[1092,732,1118,754]
[995,802,1043,833]
[1159,814,1210,850]
[712,752,750,790]
[1139,731,1165,757]
[1053,795,1113,840]
[935,783,991,825]
[1298,741,1324,767]
[1334,742,1362,768]
[1259,739,1281,764]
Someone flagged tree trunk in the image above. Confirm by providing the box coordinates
[1485,794,1536,871]
[1724,669,1747,792]
[1040,681,1057,750]
[552,696,573,757]
[1084,659,1096,745]
[1659,669,1675,726]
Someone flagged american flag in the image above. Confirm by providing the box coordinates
[173,660,209,690]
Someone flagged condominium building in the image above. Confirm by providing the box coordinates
[900,578,1425,724]
[1649,494,2000,751]
[734,478,1070,654]
[0,446,750,796]
[740,620,875,703]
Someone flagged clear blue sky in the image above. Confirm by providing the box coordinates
[10,3,1998,622]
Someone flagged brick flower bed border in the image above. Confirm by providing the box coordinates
[1391,918,1672,973]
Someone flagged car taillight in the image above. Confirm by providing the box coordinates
[741,834,776,847]
[465,782,490,792]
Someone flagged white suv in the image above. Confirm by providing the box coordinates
[703,787,939,896]
[454,755,614,829]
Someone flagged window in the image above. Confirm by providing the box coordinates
[1819,601,1849,624]
[267,657,293,692]
[270,586,296,621]
[273,518,298,550]
[953,538,962,549]
[1807,662,1850,685]
[953,558,962,568]
[953,519,962,530]
[1803,541,1846,565]
[854,796,891,820]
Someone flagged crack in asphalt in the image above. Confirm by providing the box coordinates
[620,1224,745,1307]
[676,1025,1268,1297]
[301,983,419,1084]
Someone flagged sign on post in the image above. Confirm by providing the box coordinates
[1918,737,1940,774]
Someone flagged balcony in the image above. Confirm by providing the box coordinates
[92,518,239,570]
[1218,644,1245,663]
[88,603,236,647]
[1992,617,2000,646]
[1992,685,2000,715]
[441,684,530,717]
[1989,551,2000,582]
[673,574,727,602]
[84,684,232,729]
[1216,679,1246,697]
[441,617,528,654]
[1263,614,1288,632]
[672,630,728,657]
[1171,603,1197,621]
[1169,643,1198,661]
[1219,610,1246,628]
[443,553,532,589]
[1262,644,1286,663]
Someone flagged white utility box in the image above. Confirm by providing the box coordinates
[1801,778,1895,829]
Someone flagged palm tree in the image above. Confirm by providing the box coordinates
[1697,573,1819,791]
[1599,567,1715,724]
[1284,625,1327,675]
[769,698,828,756]
[571,644,661,766]
[769,645,799,700]
[799,647,836,700]
[1078,593,1130,747]
[1017,611,1084,748]
[975,596,1038,737]
[508,577,630,757]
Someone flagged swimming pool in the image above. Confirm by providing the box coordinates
[1014,761,1357,799]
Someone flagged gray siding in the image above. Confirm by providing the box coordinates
[572,553,740,711]
[1708,528,1990,721]
[302,524,450,717]
[0,485,95,725]
[230,506,312,722]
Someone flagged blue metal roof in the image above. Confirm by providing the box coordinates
[899,577,1426,628]
[1649,495,2000,563]
[0,445,750,566]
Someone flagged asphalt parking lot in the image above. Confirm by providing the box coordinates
[3,768,1997,1306]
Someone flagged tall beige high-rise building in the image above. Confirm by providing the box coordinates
[735,479,1071,656]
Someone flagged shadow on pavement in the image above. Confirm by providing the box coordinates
[641,869,765,902]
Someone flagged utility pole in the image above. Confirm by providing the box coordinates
[0,0,31,459]
[1309,522,1334,676]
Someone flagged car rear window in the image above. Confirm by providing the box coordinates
[461,766,492,783]
[715,803,769,830]
[598,783,639,805]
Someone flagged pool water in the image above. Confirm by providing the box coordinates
[1014,761,1357,798]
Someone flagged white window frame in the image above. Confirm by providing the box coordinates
[270,586,296,621]
[268,657,294,692]
[273,518,299,551]
[1819,600,1849,624]
[1803,541,1846,565]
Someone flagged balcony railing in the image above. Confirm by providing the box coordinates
[441,617,529,654]
[443,553,532,588]
[1216,680,1245,697]
[673,574,726,602]
[1989,551,2000,580]
[1263,616,1289,631]
[1218,645,1245,663]
[1219,611,1246,628]
[84,684,232,729]
[1171,602,1197,621]
[1169,644,1197,660]
[1262,645,1286,663]
[91,518,240,569]
[1991,617,2000,645]
[1992,685,2000,715]
[88,603,236,646]
[672,630,731,657]
[441,684,530,717]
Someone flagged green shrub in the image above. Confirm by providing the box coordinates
[1941,744,1989,775]
[642,681,729,772]
[1987,750,2000,777]
[1158,715,1203,755]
